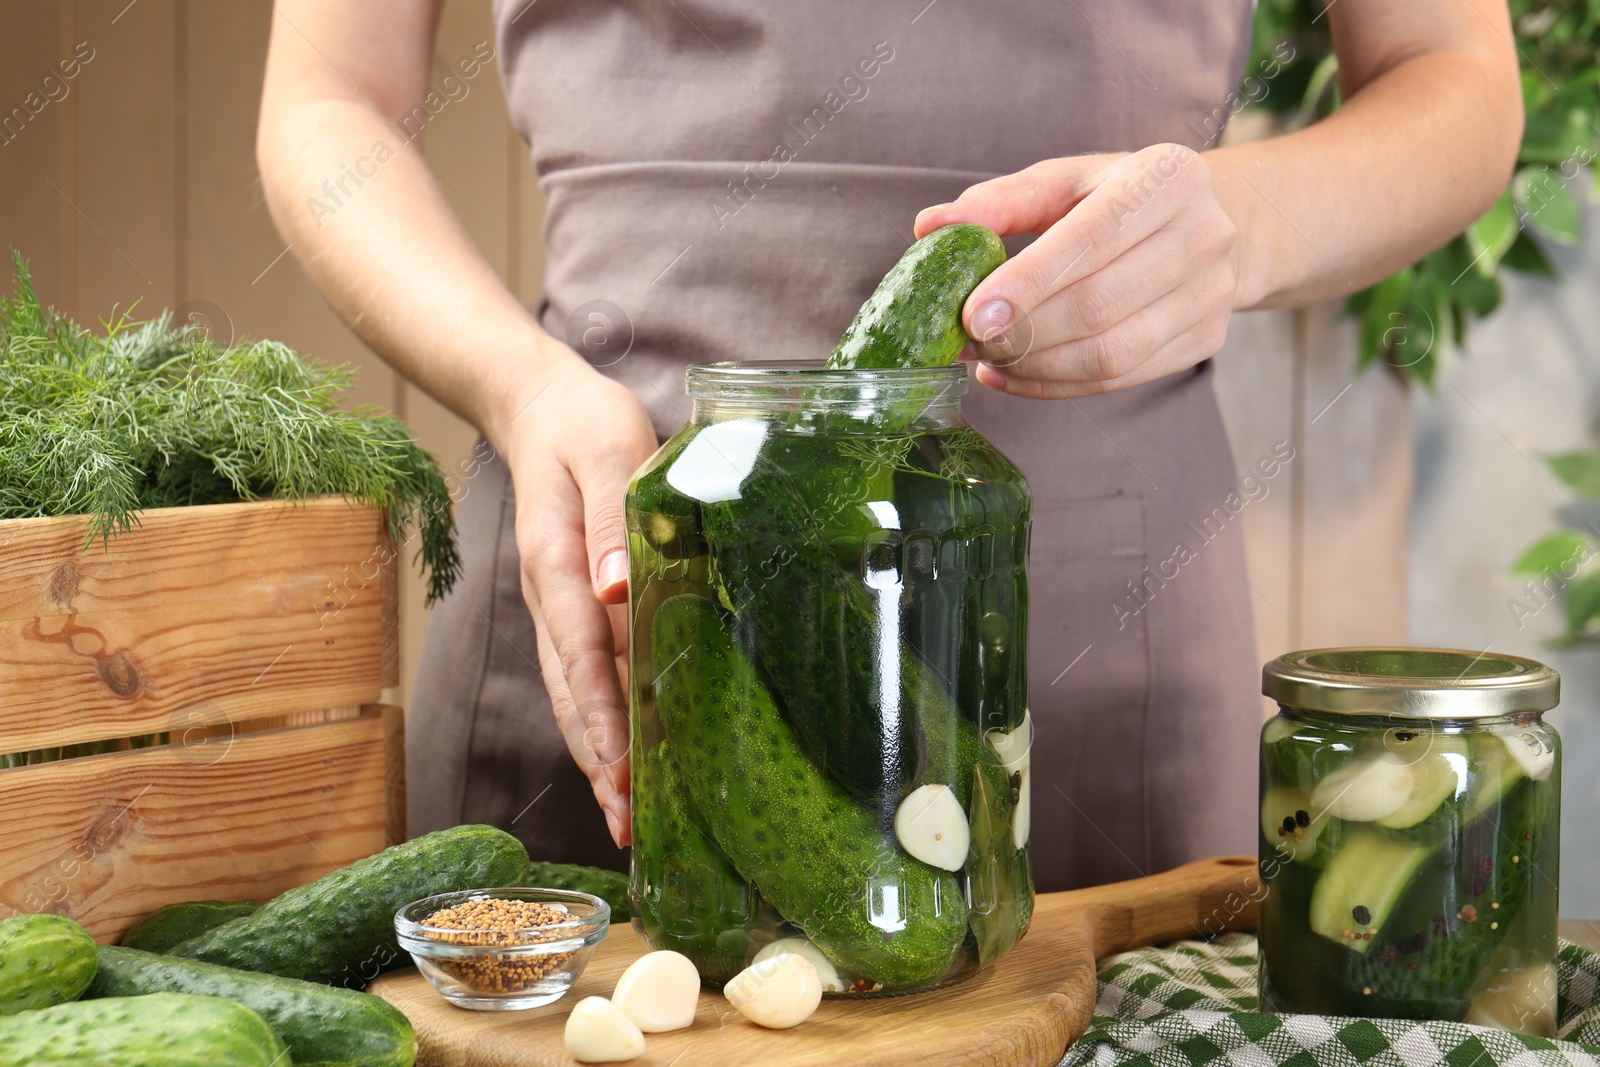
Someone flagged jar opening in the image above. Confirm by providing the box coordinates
[685,360,968,404]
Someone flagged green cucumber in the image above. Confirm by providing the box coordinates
[966,758,1032,966]
[828,223,1007,371]
[0,992,286,1067]
[1377,735,1470,829]
[652,594,967,988]
[1342,775,1556,1019]
[121,899,262,955]
[88,945,415,1067]
[631,741,756,983]
[523,862,629,922]
[1309,828,1435,950]
[0,913,97,1015]
[170,824,528,987]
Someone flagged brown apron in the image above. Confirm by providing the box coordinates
[409,0,1261,892]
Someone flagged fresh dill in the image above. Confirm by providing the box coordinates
[0,252,460,603]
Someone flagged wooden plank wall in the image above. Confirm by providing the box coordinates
[0,2,1411,710]
[0,0,538,708]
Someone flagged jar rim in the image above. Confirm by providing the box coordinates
[685,359,968,399]
[1262,646,1559,719]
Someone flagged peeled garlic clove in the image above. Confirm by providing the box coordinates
[1463,962,1557,1037]
[1310,753,1414,822]
[752,936,846,994]
[725,953,822,1030]
[894,783,970,870]
[564,996,646,1063]
[611,950,700,1033]
[986,711,1032,777]
[1012,768,1031,850]
[1494,727,1556,782]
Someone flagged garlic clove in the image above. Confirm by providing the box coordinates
[611,950,700,1033]
[894,783,970,870]
[1309,753,1415,822]
[1012,768,1031,850]
[1494,727,1556,782]
[1463,962,1557,1037]
[986,711,1032,777]
[724,953,823,1029]
[564,996,646,1063]
[752,936,847,994]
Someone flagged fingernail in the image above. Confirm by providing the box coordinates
[976,363,1009,390]
[957,341,979,362]
[971,300,1012,341]
[604,806,623,843]
[596,548,628,595]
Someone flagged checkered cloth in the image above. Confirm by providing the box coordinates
[1058,934,1600,1067]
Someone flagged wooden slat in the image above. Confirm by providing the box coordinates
[0,707,396,942]
[0,497,397,751]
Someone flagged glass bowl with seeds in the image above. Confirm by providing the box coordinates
[395,888,610,1010]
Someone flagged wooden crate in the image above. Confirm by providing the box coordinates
[0,497,406,941]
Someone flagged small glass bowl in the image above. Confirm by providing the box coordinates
[395,887,610,1010]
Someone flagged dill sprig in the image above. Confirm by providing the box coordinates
[0,251,461,603]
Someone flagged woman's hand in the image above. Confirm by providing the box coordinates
[498,356,659,846]
[914,145,1241,399]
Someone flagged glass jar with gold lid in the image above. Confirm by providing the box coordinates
[1257,648,1560,1033]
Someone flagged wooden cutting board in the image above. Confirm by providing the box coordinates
[370,855,1260,1067]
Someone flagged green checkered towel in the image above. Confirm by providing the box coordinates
[1059,934,1600,1067]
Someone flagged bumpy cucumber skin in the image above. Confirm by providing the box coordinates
[120,899,262,955]
[523,862,630,922]
[828,224,1007,370]
[0,992,286,1067]
[652,594,966,988]
[631,742,756,983]
[170,825,528,987]
[0,913,98,1015]
[89,945,415,1067]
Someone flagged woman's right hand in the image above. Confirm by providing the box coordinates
[497,354,660,847]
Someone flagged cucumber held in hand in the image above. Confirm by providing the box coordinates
[120,899,263,955]
[652,593,966,988]
[89,945,416,1067]
[0,992,286,1067]
[0,913,98,1015]
[828,223,1007,370]
[169,824,528,987]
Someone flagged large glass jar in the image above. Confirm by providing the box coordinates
[624,361,1033,994]
[1258,649,1561,1034]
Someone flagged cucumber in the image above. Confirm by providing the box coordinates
[0,992,286,1067]
[1341,775,1556,1020]
[828,224,1007,371]
[522,862,629,922]
[0,913,97,1015]
[170,824,528,987]
[631,741,756,983]
[1376,735,1469,829]
[652,594,967,988]
[121,899,262,955]
[88,945,415,1067]
[1308,827,1435,951]
[966,756,1032,966]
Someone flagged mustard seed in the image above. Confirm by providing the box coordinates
[420,898,579,995]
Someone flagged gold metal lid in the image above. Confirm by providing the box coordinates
[1262,647,1559,720]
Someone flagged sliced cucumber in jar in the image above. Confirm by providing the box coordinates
[1376,734,1469,830]
[1310,752,1416,823]
[1308,828,1435,951]
[1260,784,1332,862]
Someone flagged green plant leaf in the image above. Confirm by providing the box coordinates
[1501,230,1558,277]
[1565,569,1600,638]
[1511,530,1591,576]
[1465,192,1520,275]
[1513,165,1581,244]
[1549,451,1600,498]
[1520,111,1594,165]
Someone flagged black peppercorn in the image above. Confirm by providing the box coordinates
[1282,816,1297,833]
[1294,809,1310,828]
[1352,905,1372,926]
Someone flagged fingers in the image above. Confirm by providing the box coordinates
[963,147,1203,347]
[573,419,659,607]
[913,155,1119,239]
[519,471,634,844]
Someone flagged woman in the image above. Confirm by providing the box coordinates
[256,0,1521,889]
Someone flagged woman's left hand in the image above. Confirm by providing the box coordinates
[915,144,1242,399]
